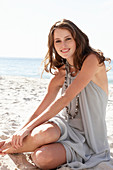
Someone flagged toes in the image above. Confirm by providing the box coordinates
[0,141,5,147]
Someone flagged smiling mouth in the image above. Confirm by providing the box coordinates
[61,48,70,53]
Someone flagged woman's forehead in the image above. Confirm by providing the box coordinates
[53,28,72,39]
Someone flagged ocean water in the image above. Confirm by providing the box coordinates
[0,57,51,79]
[0,57,113,83]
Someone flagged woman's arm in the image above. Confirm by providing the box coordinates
[24,54,99,131]
[10,55,99,148]
[17,66,66,130]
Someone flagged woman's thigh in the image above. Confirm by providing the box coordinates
[31,142,66,169]
[31,122,61,146]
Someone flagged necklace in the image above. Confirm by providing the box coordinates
[69,71,76,76]
[66,62,75,68]
[64,62,79,119]
[66,61,77,76]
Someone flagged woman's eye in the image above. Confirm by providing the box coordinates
[55,40,61,43]
[66,37,71,41]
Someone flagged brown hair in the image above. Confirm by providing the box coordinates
[43,19,111,74]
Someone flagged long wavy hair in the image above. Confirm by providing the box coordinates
[43,19,111,74]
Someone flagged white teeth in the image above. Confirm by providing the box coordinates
[61,49,69,52]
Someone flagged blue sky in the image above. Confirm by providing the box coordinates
[0,0,113,59]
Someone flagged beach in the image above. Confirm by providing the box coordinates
[0,75,113,170]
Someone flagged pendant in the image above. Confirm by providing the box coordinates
[64,64,79,120]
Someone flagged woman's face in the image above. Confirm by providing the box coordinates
[53,28,76,65]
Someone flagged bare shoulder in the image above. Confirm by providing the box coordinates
[83,54,108,95]
[80,54,100,80]
[48,65,66,90]
[81,53,106,75]
[82,54,99,69]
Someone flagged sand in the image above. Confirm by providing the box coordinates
[0,76,113,170]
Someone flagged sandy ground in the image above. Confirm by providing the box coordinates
[0,76,113,170]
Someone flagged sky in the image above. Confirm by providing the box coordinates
[0,0,113,59]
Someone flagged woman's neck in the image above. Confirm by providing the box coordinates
[66,61,78,77]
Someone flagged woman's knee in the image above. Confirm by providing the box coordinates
[31,145,54,169]
[31,123,61,144]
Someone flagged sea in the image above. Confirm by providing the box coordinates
[0,57,51,79]
[0,57,113,84]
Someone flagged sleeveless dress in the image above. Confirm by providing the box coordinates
[48,73,110,169]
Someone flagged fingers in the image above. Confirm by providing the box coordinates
[11,129,30,149]
[11,129,29,148]
[11,134,23,149]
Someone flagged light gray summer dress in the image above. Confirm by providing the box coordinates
[49,72,110,169]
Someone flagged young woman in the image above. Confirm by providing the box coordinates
[0,19,111,169]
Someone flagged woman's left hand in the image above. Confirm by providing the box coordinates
[11,128,30,149]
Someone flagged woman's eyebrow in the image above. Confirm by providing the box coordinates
[54,35,71,40]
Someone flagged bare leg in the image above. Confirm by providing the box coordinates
[31,143,66,170]
[0,122,61,154]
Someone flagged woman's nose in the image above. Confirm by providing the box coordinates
[61,41,67,48]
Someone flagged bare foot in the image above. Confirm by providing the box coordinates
[0,141,5,155]
[0,140,7,155]
[0,139,17,154]
[0,141,5,148]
